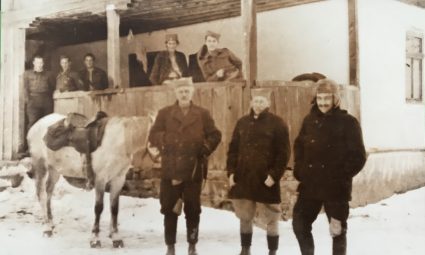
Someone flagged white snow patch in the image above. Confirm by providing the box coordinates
[0,175,424,255]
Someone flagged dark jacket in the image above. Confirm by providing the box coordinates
[197,45,243,82]
[56,70,83,92]
[23,70,55,106]
[227,109,291,204]
[148,102,222,182]
[294,105,367,201]
[149,51,188,85]
[79,67,108,91]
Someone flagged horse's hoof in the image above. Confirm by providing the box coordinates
[112,240,124,248]
[43,230,53,237]
[90,240,101,248]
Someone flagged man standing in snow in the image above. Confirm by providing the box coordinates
[148,78,221,255]
[226,90,291,255]
[292,79,367,255]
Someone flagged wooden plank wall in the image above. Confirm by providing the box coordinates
[54,81,360,170]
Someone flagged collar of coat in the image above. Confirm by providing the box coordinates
[249,108,270,120]
[310,104,347,117]
[197,45,227,60]
[170,101,203,128]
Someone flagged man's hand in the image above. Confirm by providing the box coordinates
[264,175,275,187]
[172,179,183,186]
[216,69,224,78]
[228,174,236,187]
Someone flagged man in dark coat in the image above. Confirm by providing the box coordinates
[149,78,222,255]
[149,34,189,85]
[292,79,367,255]
[197,30,243,82]
[56,55,84,92]
[79,53,108,90]
[227,90,291,255]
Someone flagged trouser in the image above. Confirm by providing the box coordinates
[22,99,53,153]
[232,199,281,251]
[160,179,202,245]
[292,194,349,255]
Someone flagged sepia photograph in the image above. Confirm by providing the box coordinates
[0,0,424,254]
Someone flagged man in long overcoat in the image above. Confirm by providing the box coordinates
[292,79,367,255]
[149,78,221,255]
[227,90,291,255]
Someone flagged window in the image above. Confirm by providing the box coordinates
[406,31,424,102]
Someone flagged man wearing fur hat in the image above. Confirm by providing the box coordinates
[149,78,222,255]
[197,30,243,82]
[227,90,291,255]
[292,79,367,255]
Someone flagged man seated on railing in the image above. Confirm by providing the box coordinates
[79,53,109,91]
[56,55,84,92]
[197,30,243,82]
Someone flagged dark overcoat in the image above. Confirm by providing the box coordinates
[149,51,188,85]
[79,67,108,91]
[148,102,221,182]
[227,109,291,204]
[293,105,367,201]
[197,46,242,82]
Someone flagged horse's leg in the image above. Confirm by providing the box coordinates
[43,167,60,236]
[109,175,126,248]
[33,158,50,237]
[90,178,105,248]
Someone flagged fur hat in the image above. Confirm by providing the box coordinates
[315,79,341,107]
[165,34,179,44]
[251,89,271,101]
[205,30,221,40]
[168,77,194,88]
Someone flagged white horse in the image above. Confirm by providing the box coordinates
[27,113,155,248]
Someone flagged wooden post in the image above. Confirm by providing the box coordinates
[241,0,257,88]
[348,0,359,87]
[106,4,122,88]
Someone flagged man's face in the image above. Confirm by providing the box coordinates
[316,93,334,113]
[33,57,44,72]
[205,36,218,52]
[84,56,94,69]
[175,85,195,106]
[251,96,270,115]
[166,40,178,52]
[60,58,70,71]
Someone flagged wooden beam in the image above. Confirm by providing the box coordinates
[107,5,122,88]
[241,0,257,88]
[348,0,359,86]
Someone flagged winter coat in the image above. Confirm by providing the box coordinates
[23,70,55,106]
[293,105,367,201]
[149,51,189,85]
[227,109,291,204]
[79,67,108,91]
[148,102,222,182]
[197,45,243,82]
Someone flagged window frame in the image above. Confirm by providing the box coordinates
[405,30,424,103]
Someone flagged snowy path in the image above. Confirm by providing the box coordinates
[0,176,424,255]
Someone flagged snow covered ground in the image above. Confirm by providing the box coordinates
[0,175,424,255]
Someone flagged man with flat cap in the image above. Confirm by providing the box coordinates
[227,90,291,255]
[292,79,367,255]
[149,78,222,255]
[150,33,189,85]
[197,30,243,82]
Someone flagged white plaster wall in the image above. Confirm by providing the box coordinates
[357,0,425,150]
[51,0,349,86]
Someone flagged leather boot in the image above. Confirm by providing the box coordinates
[188,243,198,255]
[239,246,251,255]
[166,244,175,255]
[267,235,279,255]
